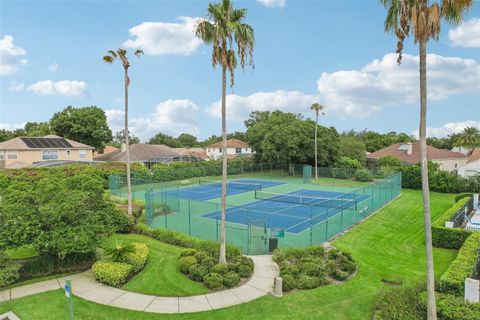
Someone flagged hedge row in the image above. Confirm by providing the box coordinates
[135,223,242,259]
[439,233,480,296]
[435,293,480,320]
[432,197,473,249]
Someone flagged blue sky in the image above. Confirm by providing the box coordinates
[1,0,479,141]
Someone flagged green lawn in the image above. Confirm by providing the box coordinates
[109,233,208,297]
[0,189,458,319]
[4,245,38,260]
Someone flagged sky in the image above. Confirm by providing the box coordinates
[0,0,479,142]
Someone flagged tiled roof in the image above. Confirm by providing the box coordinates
[366,142,466,164]
[0,135,94,150]
[93,144,179,161]
[94,146,120,157]
[208,139,249,148]
[467,148,480,163]
[172,148,209,159]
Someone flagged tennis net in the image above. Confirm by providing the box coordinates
[254,190,356,209]
[198,178,262,191]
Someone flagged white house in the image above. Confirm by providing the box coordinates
[458,148,480,178]
[205,139,253,160]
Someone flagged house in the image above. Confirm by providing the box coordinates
[451,146,471,156]
[93,145,120,158]
[205,139,253,160]
[0,135,94,169]
[171,147,209,161]
[366,142,467,172]
[458,148,480,178]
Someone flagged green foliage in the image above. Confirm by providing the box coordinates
[455,193,473,203]
[180,249,197,257]
[179,256,198,274]
[296,274,321,290]
[332,167,351,179]
[193,251,209,263]
[439,233,480,296]
[339,135,366,163]
[148,132,181,147]
[377,155,404,169]
[337,156,362,169]
[50,106,112,151]
[102,241,136,262]
[355,169,373,182]
[124,243,149,273]
[282,274,296,291]
[245,110,340,165]
[203,273,223,290]
[19,253,94,280]
[92,261,133,287]
[0,254,21,288]
[188,264,208,282]
[373,285,426,320]
[201,257,217,270]
[223,271,240,288]
[435,293,480,320]
[211,263,229,275]
[176,133,198,147]
[237,265,253,278]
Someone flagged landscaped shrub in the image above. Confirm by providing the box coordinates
[296,274,321,290]
[282,274,296,291]
[200,257,217,270]
[180,249,197,257]
[203,273,223,290]
[193,251,209,263]
[435,293,480,320]
[124,243,149,273]
[332,269,349,281]
[179,256,198,274]
[0,254,21,288]
[91,261,133,287]
[19,252,94,280]
[188,264,208,282]
[211,263,229,275]
[102,241,136,262]
[439,233,480,296]
[455,193,473,203]
[298,262,320,277]
[354,169,373,182]
[373,285,426,320]
[237,265,252,278]
[223,271,240,288]
[332,167,351,179]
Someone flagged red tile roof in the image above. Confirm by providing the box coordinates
[366,142,466,164]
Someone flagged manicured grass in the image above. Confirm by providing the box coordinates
[4,245,38,260]
[0,189,458,319]
[108,233,208,297]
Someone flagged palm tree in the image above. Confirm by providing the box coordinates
[310,103,325,181]
[196,0,254,264]
[103,48,143,216]
[456,127,480,148]
[380,1,473,318]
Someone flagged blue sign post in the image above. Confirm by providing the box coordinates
[64,280,74,320]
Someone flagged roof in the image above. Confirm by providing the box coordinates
[208,139,249,148]
[172,147,209,160]
[93,144,179,162]
[366,142,467,164]
[94,146,120,157]
[467,148,480,164]
[0,135,94,150]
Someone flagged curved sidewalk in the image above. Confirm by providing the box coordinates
[0,255,279,314]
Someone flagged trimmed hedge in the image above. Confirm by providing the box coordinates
[203,273,223,290]
[432,197,473,249]
[0,263,21,288]
[455,193,474,203]
[124,243,149,273]
[91,261,133,287]
[436,293,480,320]
[439,233,480,296]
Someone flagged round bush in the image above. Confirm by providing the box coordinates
[282,274,295,292]
[235,256,254,269]
[201,257,217,270]
[296,274,320,290]
[203,273,223,290]
[211,263,229,275]
[304,245,325,257]
[332,269,349,281]
[179,256,198,274]
[280,264,300,276]
[227,262,238,272]
[299,262,320,277]
[223,271,240,288]
[237,265,252,278]
[180,249,197,257]
[337,258,356,274]
[188,264,208,282]
[324,260,337,277]
[355,169,373,182]
[193,251,209,263]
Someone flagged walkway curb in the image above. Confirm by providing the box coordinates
[0,255,279,314]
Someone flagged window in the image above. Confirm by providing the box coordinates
[7,151,17,160]
[66,149,71,156]
[235,147,242,154]
[0,151,4,160]
[219,148,222,153]
[79,150,87,159]
[42,150,58,160]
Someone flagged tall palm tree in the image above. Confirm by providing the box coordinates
[456,127,480,148]
[103,48,143,216]
[196,0,254,264]
[380,1,473,318]
[310,103,325,181]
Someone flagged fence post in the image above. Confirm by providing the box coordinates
[188,200,192,236]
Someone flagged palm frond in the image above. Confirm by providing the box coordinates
[134,49,144,58]
[441,0,473,25]
[103,55,114,63]
[108,50,117,58]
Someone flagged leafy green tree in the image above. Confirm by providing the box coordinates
[196,0,255,264]
[201,131,246,146]
[336,156,362,169]
[50,106,113,151]
[0,129,12,142]
[381,0,473,317]
[176,133,198,147]
[113,130,140,146]
[377,155,403,168]
[148,132,180,147]
[339,135,367,163]
[455,127,480,148]
[24,122,52,136]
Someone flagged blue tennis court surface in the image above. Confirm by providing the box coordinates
[200,189,370,234]
[165,179,285,201]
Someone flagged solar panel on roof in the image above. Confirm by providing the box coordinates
[21,137,73,149]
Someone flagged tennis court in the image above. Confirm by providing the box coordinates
[165,178,285,201]
[200,189,370,234]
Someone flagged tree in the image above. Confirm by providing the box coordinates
[196,0,255,264]
[113,130,140,146]
[381,1,473,318]
[148,132,180,147]
[24,122,52,136]
[455,127,480,148]
[339,135,367,163]
[103,48,143,217]
[176,133,198,147]
[310,103,326,180]
[201,131,246,147]
[50,106,112,151]
[377,155,403,169]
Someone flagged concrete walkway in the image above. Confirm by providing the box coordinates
[0,255,279,314]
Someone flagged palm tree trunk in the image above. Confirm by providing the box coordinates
[125,68,133,216]
[219,65,227,264]
[314,112,318,180]
[419,39,437,320]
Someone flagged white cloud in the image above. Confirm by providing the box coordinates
[8,80,24,92]
[106,99,200,140]
[206,90,318,121]
[448,18,480,48]
[257,0,286,8]
[123,17,203,56]
[317,53,480,117]
[0,35,28,75]
[0,122,25,130]
[48,62,59,72]
[27,80,88,96]
[412,121,480,138]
